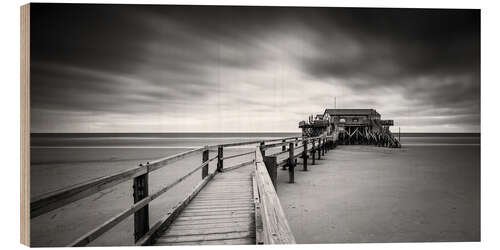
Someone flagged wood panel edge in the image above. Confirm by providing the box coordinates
[20,3,30,246]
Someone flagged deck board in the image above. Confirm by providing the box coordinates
[152,164,256,245]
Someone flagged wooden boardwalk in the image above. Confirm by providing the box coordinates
[153,165,256,245]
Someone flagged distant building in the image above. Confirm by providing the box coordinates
[323,109,394,127]
[299,108,400,148]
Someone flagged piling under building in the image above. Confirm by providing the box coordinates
[299,108,401,148]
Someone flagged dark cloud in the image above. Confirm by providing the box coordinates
[30,4,480,132]
[298,8,480,119]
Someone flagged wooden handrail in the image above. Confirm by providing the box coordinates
[254,147,296,244]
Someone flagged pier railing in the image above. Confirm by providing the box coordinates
[30,134,336,246]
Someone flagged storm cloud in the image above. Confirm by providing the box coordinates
[30,4,480,132]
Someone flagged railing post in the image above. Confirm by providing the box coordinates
[322,138,326,156]
[311,139,316,165]
[294,138,298,164]
[133,166,149,242]
[217,145,223,172]
[302,140,308,171]
[263,156,278,189]
[260,141,265,157]
[288,142,295,183]
[317,139,321,160]
[202,147,209,179]
[281,139,287,170]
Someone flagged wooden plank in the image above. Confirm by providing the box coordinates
[135,171,216,246]
[164,226,254,236]
[212,176,251,179]
[179,212,254,219]
[209,178,251,181]
[202,184,252,189]
[255,147,296,244]
[155,237,254,245]
[156,231,255,244]
[191,193,252,198]
[207,182,251,185]
[195,191,252,196]
[189,202,253,208]
[193,195,252,200]
[180,209,254,216]
[209,181,251,184]
[175,214,253,222]
[179,211,254,218]
[172,217,252,226]
[169,221,253,230]
[194,190,253,196]
[187,204,253,210]
[184,206,254,213]
[190,197,252,202]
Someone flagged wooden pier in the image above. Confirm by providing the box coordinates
[30,133,338,246]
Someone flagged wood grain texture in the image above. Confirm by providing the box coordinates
[255,147,296,244]
[151,166,256,246]
[20,3,30,246]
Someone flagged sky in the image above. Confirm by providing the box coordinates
[30,4,480,133]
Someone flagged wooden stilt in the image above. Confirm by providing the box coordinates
[288,142,295,183]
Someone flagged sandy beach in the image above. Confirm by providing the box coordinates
[276,145,480,243]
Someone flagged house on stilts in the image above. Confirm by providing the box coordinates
[299,108,401,148]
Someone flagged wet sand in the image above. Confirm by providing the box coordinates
[276,145,480,243]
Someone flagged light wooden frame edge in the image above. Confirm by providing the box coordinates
[21,3,30,246]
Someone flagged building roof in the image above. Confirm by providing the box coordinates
[324,109,380,116]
